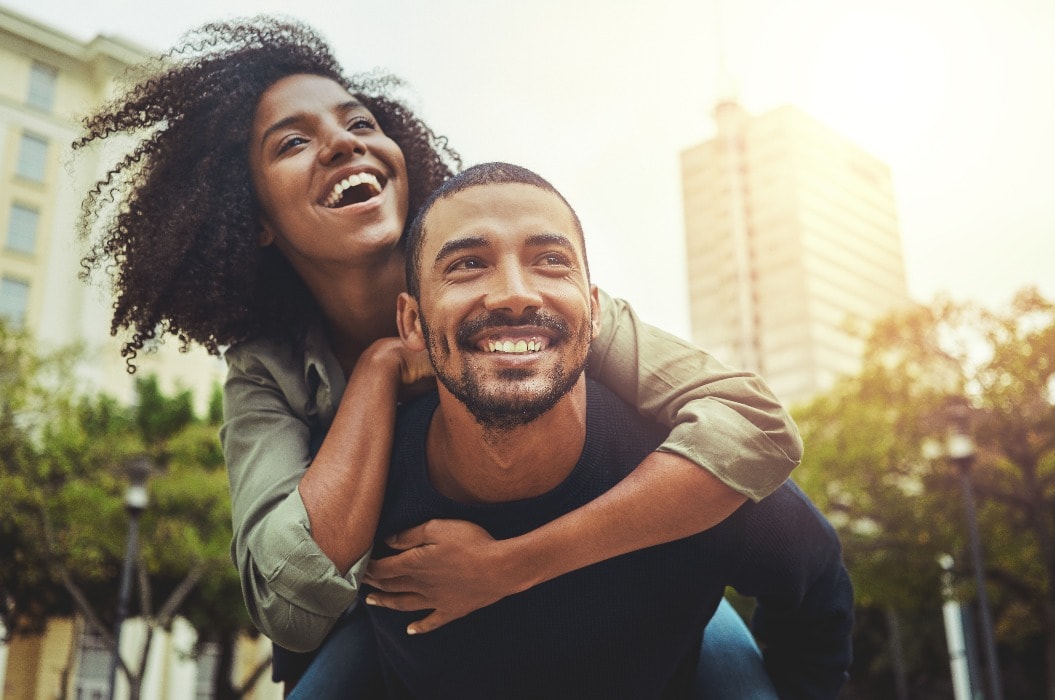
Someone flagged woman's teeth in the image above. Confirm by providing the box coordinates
[324,172,382,208]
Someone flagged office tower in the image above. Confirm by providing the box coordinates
[0,6,225,410]
[681,101,910,406]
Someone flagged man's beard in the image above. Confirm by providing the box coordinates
[421,309,591,433]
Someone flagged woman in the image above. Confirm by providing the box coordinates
[76,17,794,697]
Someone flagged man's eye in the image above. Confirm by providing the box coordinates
[448,258,486,273]
[540,253,571,266]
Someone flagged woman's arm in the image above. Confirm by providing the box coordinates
[586,288,802,500]
[222,336,414,652]
[363,290,803,633]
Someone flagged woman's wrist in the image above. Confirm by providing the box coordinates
[497,527,567,595]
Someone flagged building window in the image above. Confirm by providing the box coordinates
[0,277,30,328]
[6,204,39,255]
[27,62,58,111]
[16,133,48,182]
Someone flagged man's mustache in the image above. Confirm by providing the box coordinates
[455,310,570,349]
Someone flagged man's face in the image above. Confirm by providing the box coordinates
[400,182,599,431]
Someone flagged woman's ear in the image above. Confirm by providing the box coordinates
[397,292,427,351]
[257,219,275,247]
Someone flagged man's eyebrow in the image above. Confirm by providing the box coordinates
[433,236,489,266]
[259,100,364,148]
[525,233,576,250]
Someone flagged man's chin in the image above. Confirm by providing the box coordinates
[448,380,574,433]
[465,397,560,433]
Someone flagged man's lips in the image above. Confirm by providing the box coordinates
[480,336,549,354]
[456,312,569,354]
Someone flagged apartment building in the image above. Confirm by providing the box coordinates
[0,6,270,698]
[0,4,226,413]
[681,101,910,406]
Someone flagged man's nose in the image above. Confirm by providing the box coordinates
[484,263,543,317]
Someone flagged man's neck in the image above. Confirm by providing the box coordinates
[426,380,588,504]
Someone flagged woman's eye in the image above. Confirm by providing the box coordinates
[277,135,308,154]
[349,116,376,131]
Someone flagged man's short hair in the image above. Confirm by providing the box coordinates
[405,162,587,297]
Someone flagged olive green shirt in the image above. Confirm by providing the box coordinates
[220,289,802,652]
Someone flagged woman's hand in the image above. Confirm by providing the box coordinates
[396,344,435,401]
[361,337,435,401]
[362,520,521,635]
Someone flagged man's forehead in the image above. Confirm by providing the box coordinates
[424,183,579,250]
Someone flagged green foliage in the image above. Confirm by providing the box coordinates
[0,322,245,638]
[793,287,1055,697]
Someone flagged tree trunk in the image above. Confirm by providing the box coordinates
[1045,597,1055,700]
[884,606,910,700]
[213,632,239,700]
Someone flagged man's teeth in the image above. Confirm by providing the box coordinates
[486,339,544,353]
[324,172,382,207]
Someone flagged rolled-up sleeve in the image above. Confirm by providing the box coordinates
[587,289,803,501]
[221,341,368,652]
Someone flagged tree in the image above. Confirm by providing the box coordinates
[793,287,1055,698]
[0,323,269,697]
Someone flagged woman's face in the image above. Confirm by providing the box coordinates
[248,74,409,277]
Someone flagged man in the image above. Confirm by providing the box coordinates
[363,163,853,699]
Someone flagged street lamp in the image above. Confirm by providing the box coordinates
[938,554,973,700]
[108,455,152,700]
[944,398,1003,700]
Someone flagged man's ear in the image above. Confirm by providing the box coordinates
[589,285,601,339]
[397,292,427,350]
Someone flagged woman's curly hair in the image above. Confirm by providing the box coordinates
[75,16,460,367]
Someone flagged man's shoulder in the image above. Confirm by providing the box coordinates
[584,379,668,454]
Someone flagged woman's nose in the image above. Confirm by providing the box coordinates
[318,125,366,165]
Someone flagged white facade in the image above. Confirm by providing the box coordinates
[0,4,226,413]
[1,5,249,697]
[681,102,910,406]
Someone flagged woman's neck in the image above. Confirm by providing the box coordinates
[312,250,407,375]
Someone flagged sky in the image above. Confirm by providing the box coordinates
[8,0,1054,337]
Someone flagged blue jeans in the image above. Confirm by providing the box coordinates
[285,598,776,698]
[695,598,778,698]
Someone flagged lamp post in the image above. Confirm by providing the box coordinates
[108,456,152,700]
[945,399,1003,700]
[938,554,973,700]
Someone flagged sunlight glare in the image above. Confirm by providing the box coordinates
[804,10,947,161]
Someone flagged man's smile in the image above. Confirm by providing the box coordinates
[456,311,569,359]
[482,337,548,354]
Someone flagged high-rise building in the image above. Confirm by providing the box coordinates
[681,101,910,406]
[0,5,226,411]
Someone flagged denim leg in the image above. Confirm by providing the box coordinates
[693,598,778,699]
[286,604,384,699]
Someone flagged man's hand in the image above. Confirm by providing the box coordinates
[363,520,519,635]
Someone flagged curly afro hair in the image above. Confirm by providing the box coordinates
[75,16,460,368]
